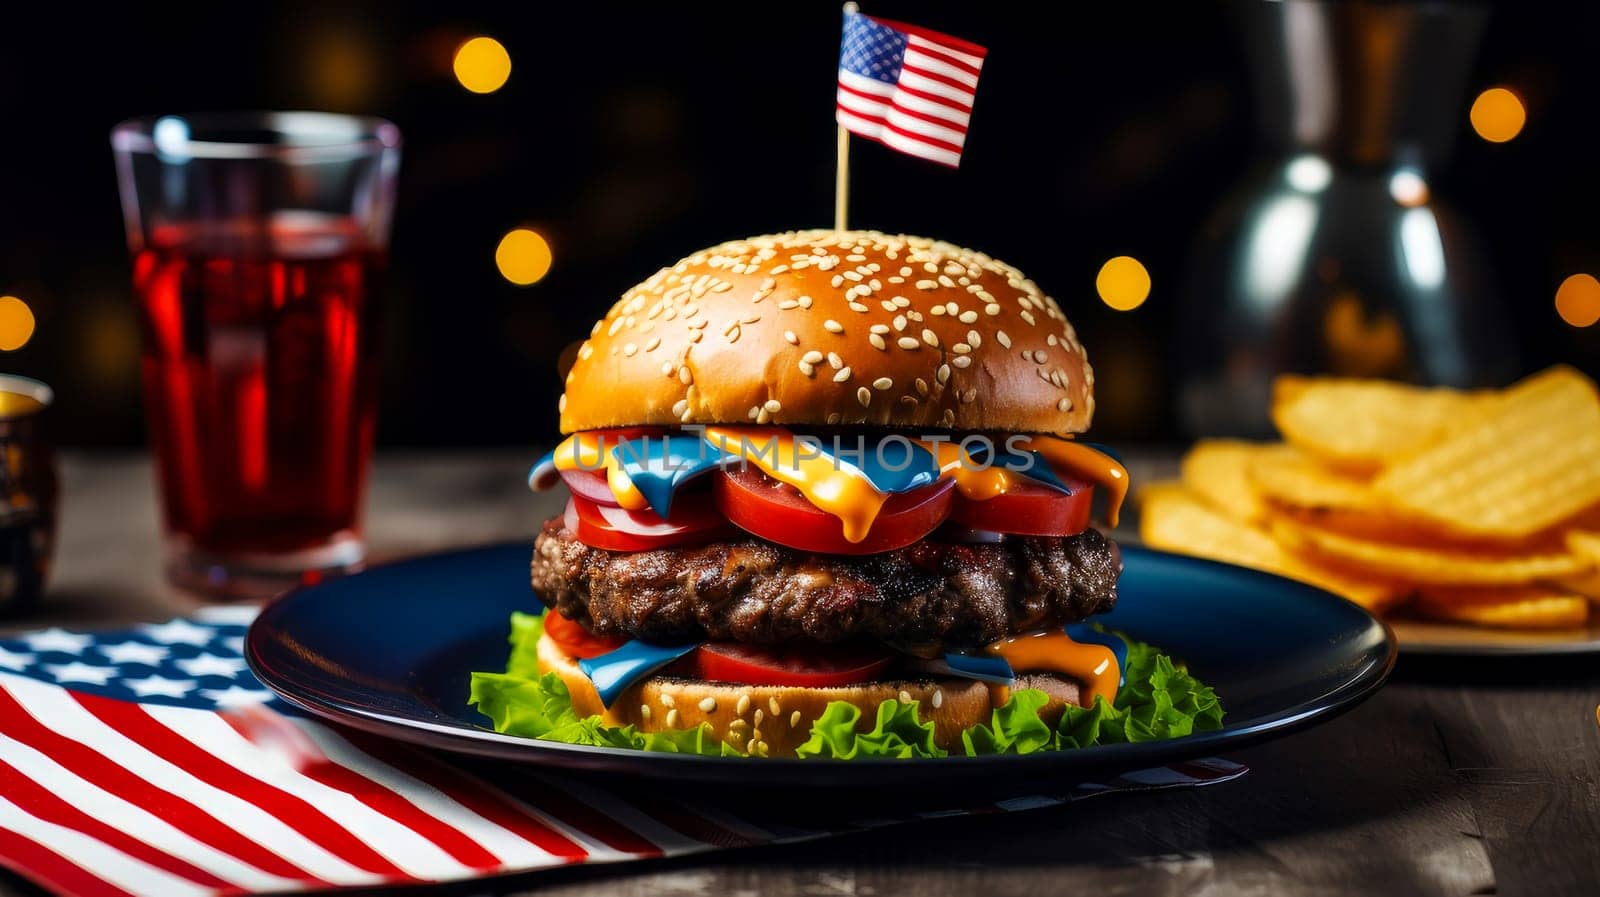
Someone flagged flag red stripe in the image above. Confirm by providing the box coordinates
[836,80,895,110]
[839,105,966,155]
[338,731,592,862]
[0,825,143,897]
[216,715,503,872]
[885,100,971,136]
[905,41,983,75]
[890,79,976,115]
[898,60,979,97]
[74,693,410,880]
[0,686,326,885]
[0,757,234,891]
[502,776,663,858]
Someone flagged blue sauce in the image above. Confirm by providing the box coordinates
[578,640,700,708]
[942,652,1016,685]
[528,451,559,491]
[1064,624,1128,687]
[611,434,730,517]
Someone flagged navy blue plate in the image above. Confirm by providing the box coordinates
[246,544,1395,788]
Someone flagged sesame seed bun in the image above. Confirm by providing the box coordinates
[559,230,1095,436]
[537,631,1082,758]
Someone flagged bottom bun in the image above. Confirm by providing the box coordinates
[536,632,1082,757]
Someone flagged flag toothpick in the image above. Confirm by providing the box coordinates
[835,2,859,231]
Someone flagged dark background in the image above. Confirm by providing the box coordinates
[0,1,1596,448]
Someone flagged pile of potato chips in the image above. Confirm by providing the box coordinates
[1140,366,1600,629]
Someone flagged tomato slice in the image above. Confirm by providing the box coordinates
[712,466,955,554]
[554,427,668,506]
[543,610,627,659]
[948,478,1094,537]
[564,494,733,552]
[691,642,893,687]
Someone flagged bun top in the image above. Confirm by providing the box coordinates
[559,230,1095,435]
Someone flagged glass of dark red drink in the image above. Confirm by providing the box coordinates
[111,113,400,599]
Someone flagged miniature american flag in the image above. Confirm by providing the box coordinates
[0,608,1244,897]
[836,7,988,168]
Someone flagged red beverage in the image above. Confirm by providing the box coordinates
[131,215,384,561]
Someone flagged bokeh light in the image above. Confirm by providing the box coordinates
[453,37,512,94]
[1469,87,1526,143]
[1095,256,1151,311]
[1388,169,1429,207]
[0,296,36,351]
[1555,274,1600,328]
[496,229,553,285]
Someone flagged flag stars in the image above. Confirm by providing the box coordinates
[0,644,35,671]
[140,619,215,647]
[22,627,93,654]
[125,674,197,699]
[43,661,117,686]
[97,641,170,666]
[201,685,275,708]
[175,654,249,678]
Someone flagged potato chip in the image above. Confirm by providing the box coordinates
[1415,586,1588,629]
[1176,440,1291,523]
[1270,375,1492,472]
[1250,450,1383,511]
[1374,367,1600,539]
[1140,487,1405,611]
[1270,518,1593,586]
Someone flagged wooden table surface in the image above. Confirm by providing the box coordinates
[5,452,1599,897]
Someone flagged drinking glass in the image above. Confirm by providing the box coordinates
[111,112,401,598]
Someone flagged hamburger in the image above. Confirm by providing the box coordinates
[473,230,1216,759]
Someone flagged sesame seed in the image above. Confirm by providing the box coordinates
[769,265,788,275]
[666,708,681,727]
[849,301,869,313]
[932,689,944,709]
[579,344,594,360]
[958,310,978,324]
[833,366,852,382]
[641,704,652,720]
[952,355,973,369]
[880,300,899,312]
[753,709,765,727]
[916,279,939,290]
[622,342,638,357]
[802,350,824,364]
[558,393,567,412]
[921,329,939,347]
[737,695,751,716]
[699,697,718,713]
[755,407,770,424]
[1058,397,1074,412]
[945,302,959,315]
[790,710,802,727]
[783,330,799,345]
[828,352,844,369]
[843,270,863,282]
[996,330,1012,348]
[798,295,813,309]
[968,330,982,348]
[893,296,911,308]
[748,405,761,420]
[897,336,920,350]
[672,399,689,417]
[961,388,977,403]
[893,315,907,331]
[769,697,781,716]
[764,399,782,414]
[711,281,733,293]
[899,690,913,704]
[869,324,890,334]
[644,337,661,352]
[931,305,946,316]
[924,262,939,273]
[1033,349,1048,363]
[986,303,1002,316]
[1047,334,1058,346]
[887,276,905,284]
[899,266,913,277]
[824,319,844,333]
[873,377,893,390]
[869,333,888,350]
[798,361,816,377]
[857,387,872,407]
[937,364,951,384]
[1020,309,1037,326]
[943,408,956,426]
[661,694,675,707]
[938,275,956,288]
[953,343,971,354]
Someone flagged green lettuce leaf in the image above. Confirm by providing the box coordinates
[795,698,946,759]
[470,612,1224,759]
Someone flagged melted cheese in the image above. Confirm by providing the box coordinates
[549,433,651,510]
[1022,436,1130,527]
[702,426,887,542]
[918,439,1018,501]
[987,629,1119,707]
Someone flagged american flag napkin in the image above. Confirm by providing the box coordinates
[0,609,1245,897]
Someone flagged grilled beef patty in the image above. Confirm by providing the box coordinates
[531,518,1121,656]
